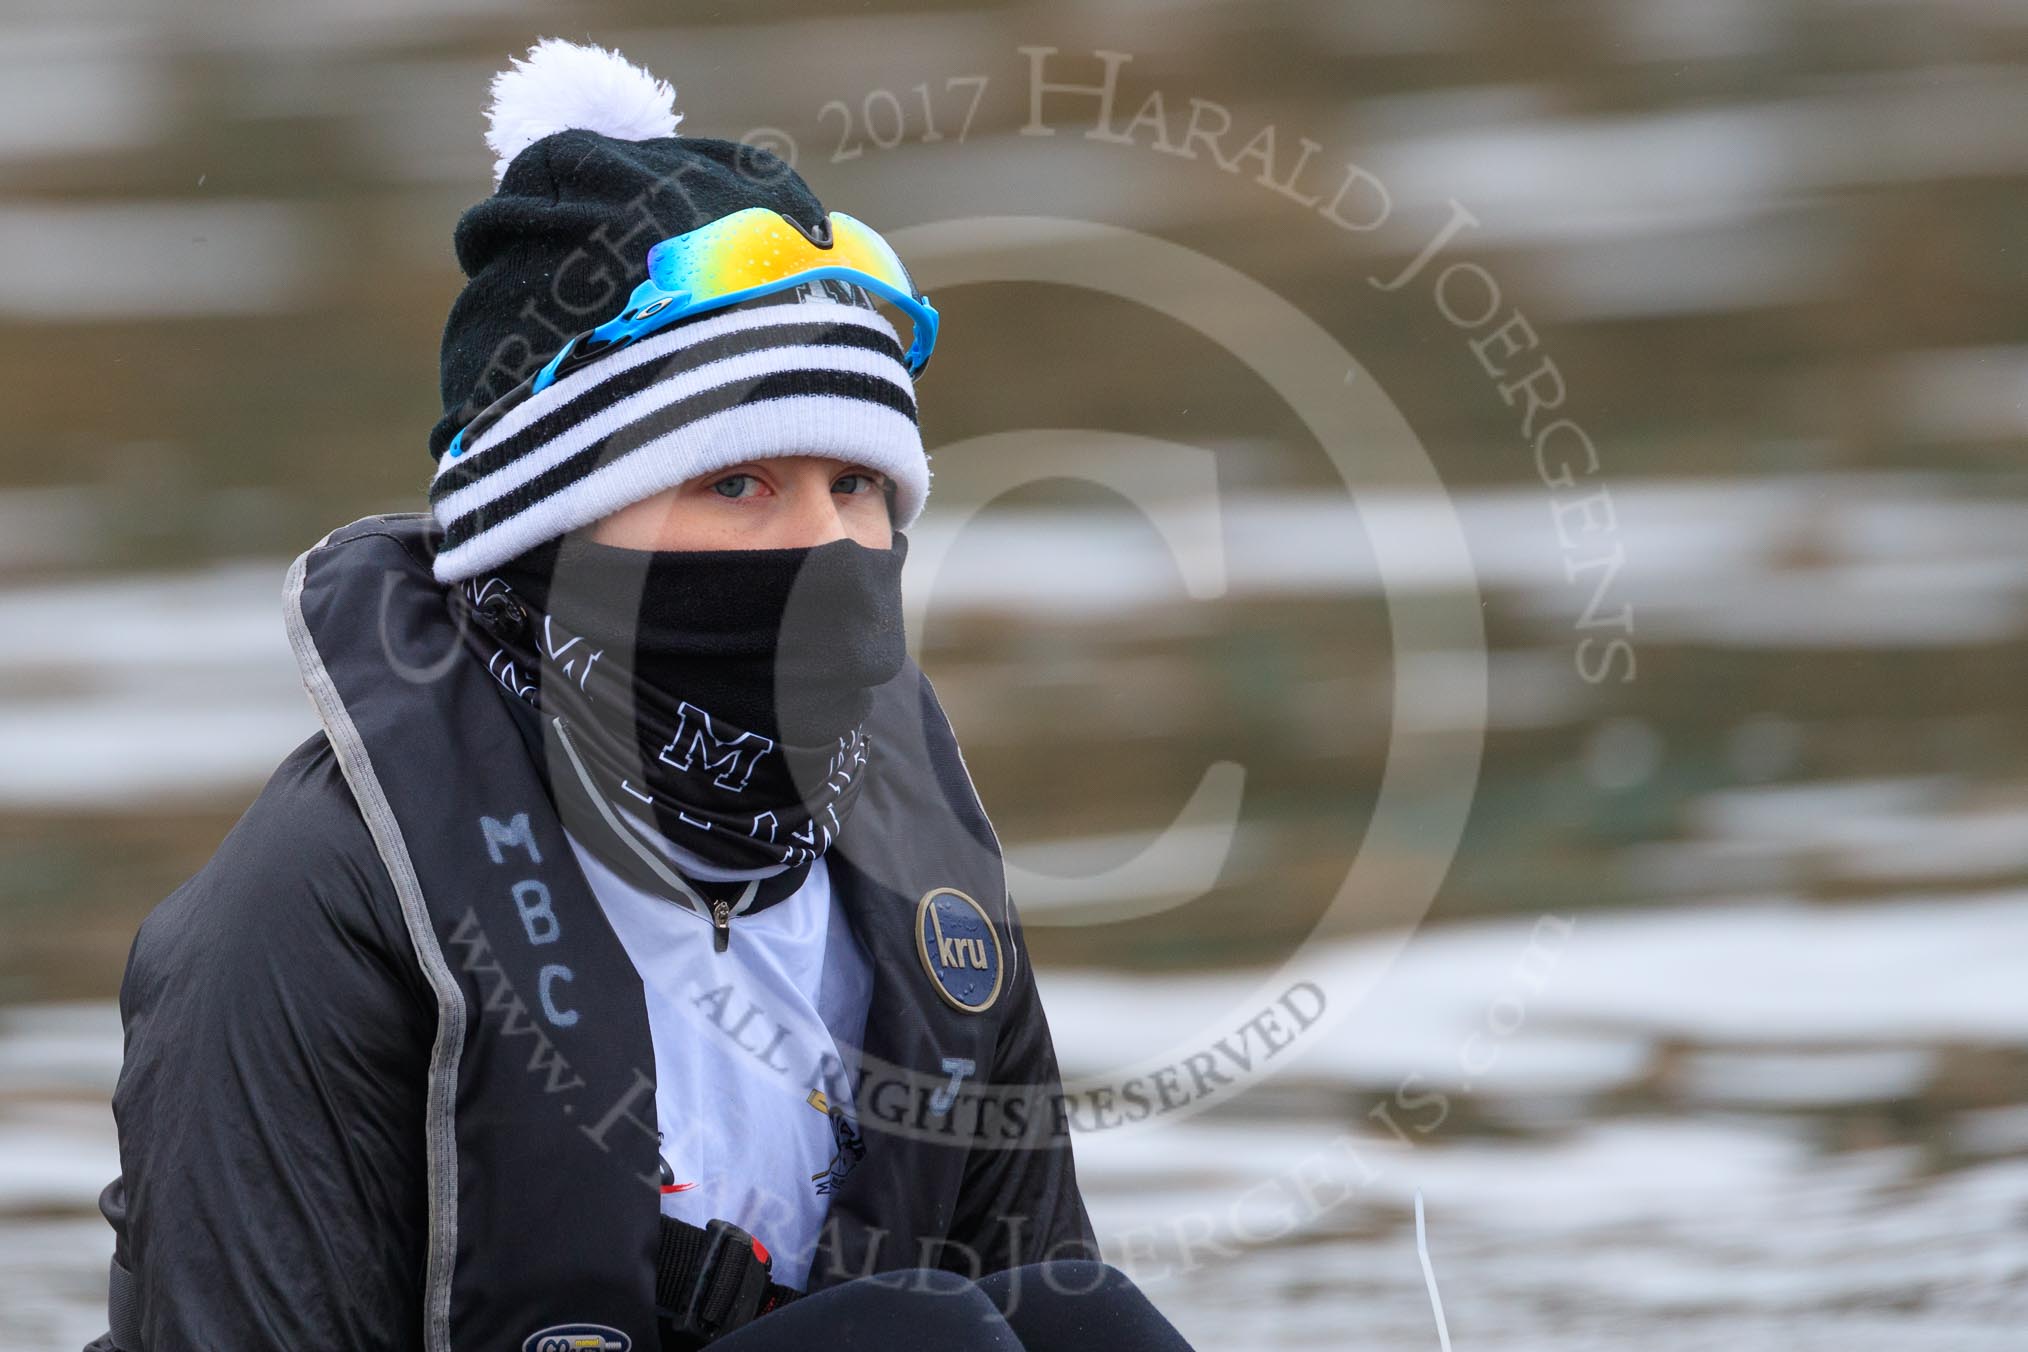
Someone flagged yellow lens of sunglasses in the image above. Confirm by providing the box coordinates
[644,206,936,374]
[651,207,910,297]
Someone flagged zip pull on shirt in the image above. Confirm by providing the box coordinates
[546,712,812,943]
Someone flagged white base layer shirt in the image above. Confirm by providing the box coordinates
[562,826,874,1289]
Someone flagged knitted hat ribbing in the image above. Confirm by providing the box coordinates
[426,40,929,584]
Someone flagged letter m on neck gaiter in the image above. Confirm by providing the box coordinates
[656,701,775,792]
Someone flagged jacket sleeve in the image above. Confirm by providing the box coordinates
[945,915,1101,1274]
[91,733,436,1351]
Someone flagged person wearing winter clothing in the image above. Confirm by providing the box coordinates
[85,38,1192,1352]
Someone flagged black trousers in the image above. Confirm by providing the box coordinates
[708,1262,1195,1351]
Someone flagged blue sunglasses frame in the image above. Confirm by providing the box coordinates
[447,218,938,461]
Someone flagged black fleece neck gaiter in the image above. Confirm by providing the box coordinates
[453,529,909,873]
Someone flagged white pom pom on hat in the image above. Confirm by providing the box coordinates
[484,38,683,185]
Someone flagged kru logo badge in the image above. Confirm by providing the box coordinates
[915,887,1004,1013]
[523,1324,630,1352]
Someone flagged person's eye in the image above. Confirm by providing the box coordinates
[710,473,760,499]
[834,470,889,496]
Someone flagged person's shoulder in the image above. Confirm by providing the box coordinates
[203,728,387,906]
[113,732,436,1184]
[125,731,414,997]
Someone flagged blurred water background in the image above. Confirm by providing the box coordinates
[4,0,2028,1347]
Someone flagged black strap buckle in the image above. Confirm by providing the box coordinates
[660,1217,774,1344]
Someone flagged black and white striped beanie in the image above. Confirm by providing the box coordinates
[425,40,930,585]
